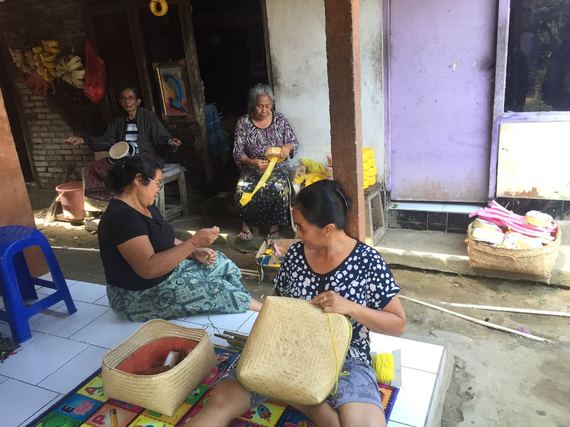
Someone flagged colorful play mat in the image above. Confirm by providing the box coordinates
[29,347,398,427]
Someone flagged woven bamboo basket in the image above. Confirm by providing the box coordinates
[102,319,216,416]
[237,296,352,405]
[467,222,561,281]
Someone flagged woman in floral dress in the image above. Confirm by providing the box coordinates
[233,83,299,240]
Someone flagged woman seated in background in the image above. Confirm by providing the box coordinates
[98,154,262,322]
[66,87,182,202]
[233,83,299,240]
[185,180,406,427]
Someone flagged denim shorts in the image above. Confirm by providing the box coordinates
[232,358,383,410]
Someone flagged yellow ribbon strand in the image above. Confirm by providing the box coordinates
[239,157,279,206]
[327,313,341,396]
[327,313,350,396]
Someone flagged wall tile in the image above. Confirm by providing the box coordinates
[427,212,447,232]
[446,213,471,233]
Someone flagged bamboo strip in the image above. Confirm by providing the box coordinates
[400,295,551,343]
[439,302,570,318]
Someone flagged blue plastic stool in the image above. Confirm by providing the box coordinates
[0,225,77,343]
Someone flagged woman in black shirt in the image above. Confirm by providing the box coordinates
[98,154,261,321]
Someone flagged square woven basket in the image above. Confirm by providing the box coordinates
[102,319,217,416]
[237,296,352,405]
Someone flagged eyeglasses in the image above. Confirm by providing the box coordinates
[147,178,164,190]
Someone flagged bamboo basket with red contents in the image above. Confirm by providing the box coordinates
[102,319,216,416]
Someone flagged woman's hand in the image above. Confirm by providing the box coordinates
[310,290,357,317]
[167,138,182,152]
[280,144,293,159]
[192,248,217,265]
[192,227,220,247]
[65,136,85,146]
[255,159,270,171]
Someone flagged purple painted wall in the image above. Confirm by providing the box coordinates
[388,0,497,202]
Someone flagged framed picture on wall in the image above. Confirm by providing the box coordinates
[153,60,192,117]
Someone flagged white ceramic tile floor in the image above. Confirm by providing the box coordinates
[24,302,70,330]
[370,333,444,374]
[237,310,258,334]
[0,334,88,384]
[0,321,47,348]
[0,280,447,427]
[38,345,109,394]
[38,272,53,281]
[205,310,256,332]
[184,313,212,325]
[34,286,58,296]
[30,300,109,338]
[68,310,143,349]
[67,281,108,303]
[182,311,256,334]
[389,367,438,427]
[0,379,59,427]
[93,294,110,307]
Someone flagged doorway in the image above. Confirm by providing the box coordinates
[191,0,271,193]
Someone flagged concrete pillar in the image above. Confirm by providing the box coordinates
[324,0,365,240]
[0,90,47,275]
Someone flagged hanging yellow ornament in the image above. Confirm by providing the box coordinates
[149,0,168,17]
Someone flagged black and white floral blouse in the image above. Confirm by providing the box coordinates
[274,241,401,364]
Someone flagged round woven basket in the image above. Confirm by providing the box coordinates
[102,319,216,416]
[237,296,352,405]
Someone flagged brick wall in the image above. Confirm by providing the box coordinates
[0,0,105,187]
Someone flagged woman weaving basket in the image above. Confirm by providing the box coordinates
[185,180,406,427]
[233,83,299,240]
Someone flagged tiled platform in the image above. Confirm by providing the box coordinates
[0,280,449,427]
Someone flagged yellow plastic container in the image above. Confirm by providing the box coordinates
[362,147,378,190]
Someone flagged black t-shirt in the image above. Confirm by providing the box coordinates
[98,199,175,290]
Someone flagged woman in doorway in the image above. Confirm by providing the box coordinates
[185,180,406,427]
[98,154,262,321]
[233,83,299,240]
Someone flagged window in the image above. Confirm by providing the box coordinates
[505,0,570,112]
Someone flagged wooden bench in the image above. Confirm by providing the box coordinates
[364,184,386,245]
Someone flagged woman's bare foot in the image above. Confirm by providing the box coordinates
[248,298,263,312]
[239,222,254,241]
[266,225,280,240]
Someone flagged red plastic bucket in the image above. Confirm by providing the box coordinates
[55,181,85,220]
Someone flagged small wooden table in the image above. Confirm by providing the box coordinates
[157,163,189,220]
